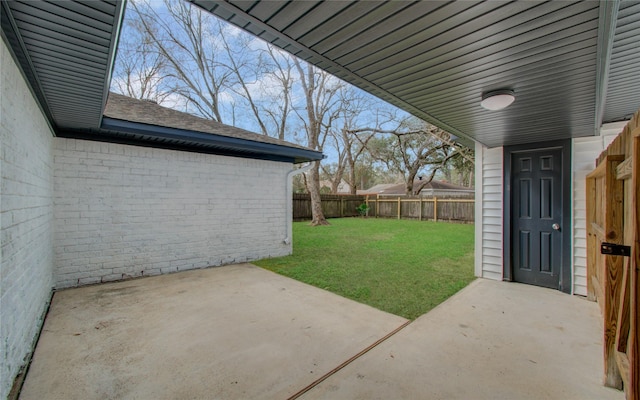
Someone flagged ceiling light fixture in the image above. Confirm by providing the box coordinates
[480,89,515,111]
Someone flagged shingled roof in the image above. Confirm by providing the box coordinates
[104,93,311,152]
[56,92,323,164]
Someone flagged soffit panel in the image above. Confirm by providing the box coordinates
[3,0,122,129]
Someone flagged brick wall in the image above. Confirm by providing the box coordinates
[1,40,55,399]
[53,139,292,288]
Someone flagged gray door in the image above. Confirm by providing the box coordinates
[511,148,562,289]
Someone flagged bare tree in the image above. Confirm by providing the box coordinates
[293,59,343,225]
[321,86,379,194]
[131,0,233,122]
[218,30,269,135]
[111,11,171,102]
[261,45,295,140]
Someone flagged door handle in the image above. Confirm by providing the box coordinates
[552,223,560,231]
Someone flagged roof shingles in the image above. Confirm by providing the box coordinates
[104,92,312,152]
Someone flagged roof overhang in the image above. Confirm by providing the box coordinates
[59,118,324,164]
[1,0,124,130]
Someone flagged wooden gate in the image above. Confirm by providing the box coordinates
[587,110,640,399]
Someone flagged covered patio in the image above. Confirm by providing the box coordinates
[20,264,621,400]
[3,1,640,398]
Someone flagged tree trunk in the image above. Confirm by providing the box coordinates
[349,161,357,195]
[308,161,329,226]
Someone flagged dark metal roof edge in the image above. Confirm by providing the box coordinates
[193,0,478,146]
[1,1,57,134]
[99,0,127,128]
[100,117,324,163]
[57,129,302,163]
[595,0,620,132]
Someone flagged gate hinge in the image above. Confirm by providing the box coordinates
[601,242,631,257]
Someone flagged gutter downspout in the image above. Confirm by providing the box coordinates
[284,162,314,245]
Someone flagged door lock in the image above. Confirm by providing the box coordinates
[552,223,560,231]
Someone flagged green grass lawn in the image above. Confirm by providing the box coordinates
[254,218,475,320]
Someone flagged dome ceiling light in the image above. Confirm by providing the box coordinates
[481,89,515,111]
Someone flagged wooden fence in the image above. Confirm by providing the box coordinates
[586,109,640,399]
[293,194,474,223]
[366,196,474,222]
[293,194,365,220]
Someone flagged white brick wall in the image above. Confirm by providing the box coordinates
[53,139,292,288]
[1,40,55,399]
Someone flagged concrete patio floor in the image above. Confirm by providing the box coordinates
[20,264,623,400]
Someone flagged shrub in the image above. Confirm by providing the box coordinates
[356,203,370,217]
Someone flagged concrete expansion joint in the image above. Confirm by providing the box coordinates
[286,320,412,400]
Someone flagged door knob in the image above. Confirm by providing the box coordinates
[552,223,560,231]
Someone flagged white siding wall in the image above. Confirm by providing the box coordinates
[475,142,503,281]
[571,125,623,295]
[0,40,55,399]
[53,139,292,288]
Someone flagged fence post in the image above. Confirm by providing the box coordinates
[397,197,401,220]
[340,197,344,217]
[433,197,438,222]
[419,197,423,221]
[375,195,379,218]
[365,195,368,217]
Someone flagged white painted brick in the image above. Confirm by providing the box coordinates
[53,139,292,289]
[1,40,55,399]
[78,277,101,286]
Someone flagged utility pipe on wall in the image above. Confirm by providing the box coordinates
[284,162,314,245]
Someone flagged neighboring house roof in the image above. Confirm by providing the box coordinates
[358,184,401,195]
[359,180,473,195]
[423,180,475,191]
